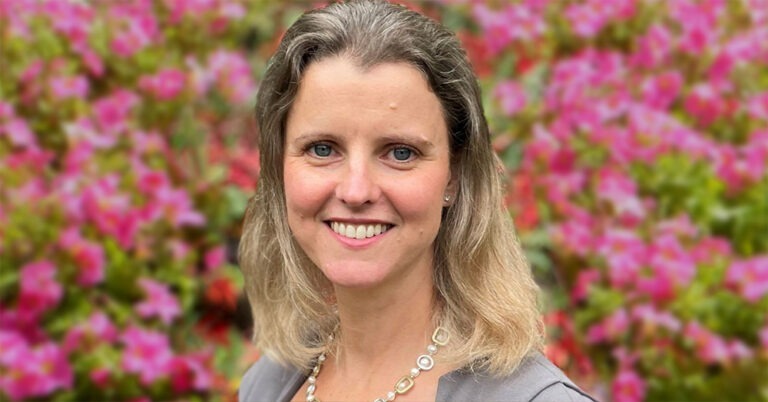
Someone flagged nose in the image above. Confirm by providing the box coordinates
[335,160,381,206]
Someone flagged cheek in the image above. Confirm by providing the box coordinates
[283,163,334,224]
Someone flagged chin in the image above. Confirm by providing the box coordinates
[319,262,392,289]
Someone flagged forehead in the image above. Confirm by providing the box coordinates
[285,56,448,142]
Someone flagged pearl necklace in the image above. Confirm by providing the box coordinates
[305,327,450,402]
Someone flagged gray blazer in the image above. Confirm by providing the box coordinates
[238,352,597,402]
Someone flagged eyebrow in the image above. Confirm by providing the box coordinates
[290,132,437,150]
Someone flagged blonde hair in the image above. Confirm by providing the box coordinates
[239,0,543,375]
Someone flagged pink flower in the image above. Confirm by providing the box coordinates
[596,167,646,223]
[135,278,181,325]
[760,325,768,349]
[204,246,226,271]
[648,233,696,288]
[121,326,173,385]
[58,227,105,286]
[153,187,206,227]
[63,312,118,353]
[726,256,768,302]
[684,321,730,365]
[640,71,683,110]
[136,167,170,195]
[81,175,141,248]
[1,118,37,149]
[207,50,256,104]
[631,304,681,333]
[494,81,526,116]
[63,117,117,149]
[587,308,630,344]
[0,341,73,400]
[49,75,89,100]
[596,229,647,288]
[551,214,596,256]
[164,0,218,24]
[169,353,212,392]
[92,89,139,136]
[612,369,646,402]
[691,236,732,264]
[630,24,672,69]
[565,3,607,38]
[18,261,62,321]
[684,84,728,126]
[109,4,159,58]
[572,269,601,302]
[89,368,111,388]
[138,68,187,100]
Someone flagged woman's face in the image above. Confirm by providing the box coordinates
[283,56,453,291]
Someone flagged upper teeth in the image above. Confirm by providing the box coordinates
[331,222,389,240]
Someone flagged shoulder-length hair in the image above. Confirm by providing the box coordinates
[239,0,543,375]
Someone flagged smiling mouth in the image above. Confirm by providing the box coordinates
[328,221,392,240]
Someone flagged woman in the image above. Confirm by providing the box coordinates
[238,1,596,401]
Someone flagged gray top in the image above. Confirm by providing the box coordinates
[239,352,597,402]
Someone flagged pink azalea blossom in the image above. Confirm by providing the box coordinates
[58,227,105,286]
[138,68,187,100]
[640,71,683,110]
[207,50,256,104]
[690,236,732,264]
[587,308,630,344]
[631,304,681,333]
[89,368,111,388]
[596,167,646,223]
[204,246,226,271]
[596,229,647,288]
[44,0,93,49]
[684,84,728,126]
[152,186,206,227]
[0,341,73,400]
[760,325,768,349]
[63,117,117,149]
[494,81,526,116]
[81,175,141,248]
[109,3,159,58]
[136,278,181,325]
[92,89,140,136]
[648,233,696,289]
[726,256,768,302]
[121,326,174,385]
[63,312,118,353]
[572,269,601,302]
[1,118,37,148]
[630,24,672,68]
[612,369,646,402]
[169,353,212,392]
[164,0,218,24]
[18,261,62,321]
[49,75,89,100]
[684,321,731,364]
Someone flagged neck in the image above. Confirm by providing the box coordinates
[331,268,437,372]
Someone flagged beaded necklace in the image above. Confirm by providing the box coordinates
[305,327,450,402]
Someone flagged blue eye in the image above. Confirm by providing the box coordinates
[391,147,413,161]
[311,144,332,157]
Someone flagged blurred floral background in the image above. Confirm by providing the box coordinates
[1,0,766,401]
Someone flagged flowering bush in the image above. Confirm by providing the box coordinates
[440,0,768,400]
[0,0,266,400]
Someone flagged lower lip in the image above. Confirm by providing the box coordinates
[327,224,390,248]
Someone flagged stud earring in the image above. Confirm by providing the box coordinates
[443,194,451,203]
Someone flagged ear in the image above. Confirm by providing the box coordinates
[443,169,458,207]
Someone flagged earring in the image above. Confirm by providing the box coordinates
[443,194,451,203]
